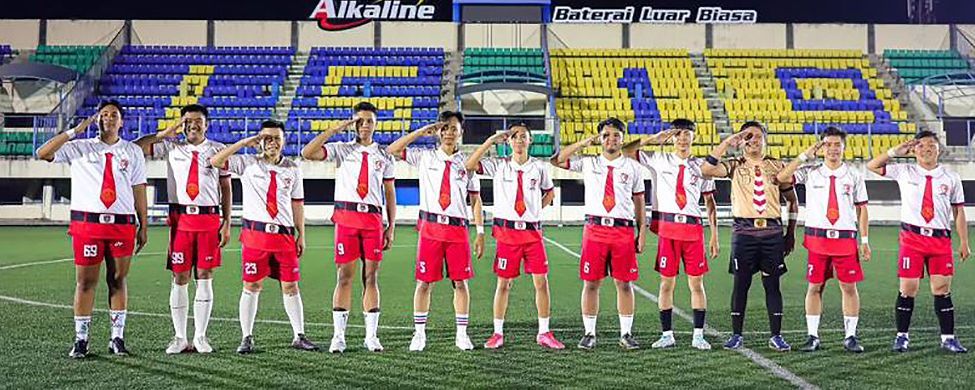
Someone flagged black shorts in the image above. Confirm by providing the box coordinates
[728,230,787,276]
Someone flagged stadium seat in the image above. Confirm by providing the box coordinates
[884,49,972,84]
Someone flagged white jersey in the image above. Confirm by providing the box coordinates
[226,155,304,227]
[884,163,964,230]
[794,163,868,231]
[404,147,480,219]
[323,141,395,206]
[152,139,228,206]
[562,155,645,220]
[477,156,554,222]
[637,151,715,217]
[53,138,147,215]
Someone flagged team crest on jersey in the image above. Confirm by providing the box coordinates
[283,177,293,187]
[530,178,538,190]
[843,184,852,195]
[620,173,630,184]
[118,158,129,171]
[939,184,949,195]
[375,159,385,171]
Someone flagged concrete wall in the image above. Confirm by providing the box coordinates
[712,23,787,49]
[463,23,542,48]
[214,21,291,47]
[132,20,207,46]
[875,24,950,50]
[47,20,124,45]
[548,23,622,48]
[793,24,868,51]
[631,24,706,51]
[383,22,456,49]
[0,20,40,49]
[297,21,373,50]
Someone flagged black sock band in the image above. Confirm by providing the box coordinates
[660,309,673,332]
[934,294,954,335]
[763,276,784,336]
[693,309,706,329]
[895,294,915,333]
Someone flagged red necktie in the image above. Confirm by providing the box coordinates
[186,151,200,200]
[266,171,279,218]
[602,166,616,212]
[514,170,526,216]
[826,175,839,225]
[100,152,117,208]
[921,175,934,223]
[438,161,452,210]
[675,164,687,210]
[356,151,369,199]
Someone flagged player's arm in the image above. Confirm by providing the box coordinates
[622,129,677,159]
[209,135,261,169]
[867,139,917,176]
[464,130,509,171]
[551,134,596,168]
[293,200,306,258]
[471,192,485,259]
[36,113,97,162]
[300,117,356,161]
[782,186,799,256]
[777,141,823,184]
[542,189,555,208]
[701,130,751,178]
[386,122,442,159]
[856,203,871,261]
[634,193,648,254]
[134,118,183,157]
[955,205,970,261]
[383,180,397,250]
[218,175,232,247]
[133,183,148,254]
[705,192,719,259]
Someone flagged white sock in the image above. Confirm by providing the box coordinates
[193,279,213,339]
[806,315,821,337]
[170,283,189,339]
[619,314,634,337]
[283,293,305,338]
[364,311,380,340]
[843,316,858,338]
[333,310,349,338]
[942,334,955,342]
[897,332,909,338]
[456,314,469,335]
[414,312,428,335]
[538,317,550,334]
[74,316,91,341]
[693,328,704,337]
[239,290,260,337]
[493,319,504,335]
[110,310,127,339]
[662,330,674,338]
[583,315,597,335]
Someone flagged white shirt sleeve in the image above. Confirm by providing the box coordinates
[52,140,85,164]
[793,164,815,185]
[467,174,481,193]
[540,163,555,192]
[322,143,348,163]
[477,157,499,177]
[226,155,252,176]
[292,165,305,200]
[404,147,425,167]
[561,155,584,172]
[701,178,716,194]
[151,140,175,159]
[129,147,148,186]
[854,172,869,205]
[632,164,646,195]
[883,163,904,180]
[950,174,965,205]
[382,153,395,180]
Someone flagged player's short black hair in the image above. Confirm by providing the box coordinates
[740,120,767,134]
[353,101,378,114]
[180,104,208,118]
[821,126,847,141]
[97,100,125,118]
[597,117,626,133]
[439,111,465,124]
[260,119,286,131]
[914,130,939,142]
[670,118,696,132]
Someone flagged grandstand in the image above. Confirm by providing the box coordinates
[886,49,973,83]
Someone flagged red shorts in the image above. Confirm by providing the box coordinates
[898,230,954,278]
[580,234,638,282]
[655,237,708,277]
[807,251,863,284]
[72,235,135,266]
[494,240,548,278]
[241,245,300,283]
[416,235,472,283]
[334,224,384,264]
[169,229,222,273]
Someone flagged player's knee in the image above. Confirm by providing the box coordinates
[281,282,300,296]
[899,280,920,297]
[583,281,601,293]
[243,282,263,293]
[362,270,379,288]
[497,278,513,293]
[930,282,951,296]
[839,282,858,296]
[659,278,676,293]
[337,270,354,288]
[416,281,431,293]
[616,281,633,294]
[173,271,192,285]
[76,277,98,292]
[688,277,705,295]
[807,283,825,295]
[532,275,549,290]
[453,280,468,292]
[196,269,214,280]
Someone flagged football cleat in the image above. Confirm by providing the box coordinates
[363,337,384,352]
[409,332,426,352]
[578,333,597,350]
[291,333,320,352]
[651,334,676,349]
[236,336,256,354]
[843,336,864,353]
[691,334,711,350]
[68,339,89,359]
[455,333,474,351]
[536,332,565,350]
[193,336,214,354]
[619,333,640,350]
[768,335,791,352]
[723,334,744,350]
[892,335,910,353]
[800,335,821,352]
[108,337,129,356]
[484,333,504,349]
[166,337,190,355]
[941,338,968,353]
[329,336,346,353]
